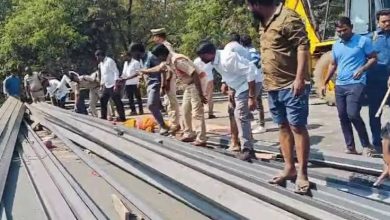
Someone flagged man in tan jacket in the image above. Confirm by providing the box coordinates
[141,44,208,147]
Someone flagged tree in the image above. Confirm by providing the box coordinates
[0,0,87,74]
[180,0,257,58]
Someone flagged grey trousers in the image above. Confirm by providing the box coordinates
[147,84,165,127]
[234,90,253,150]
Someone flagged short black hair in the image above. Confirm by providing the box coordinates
[151,44,170,57]
[376,8,390,20]
[154,33,167,39]
[247,0,276,6]
[335,16,352,28]
[241,34,252,47]
[128,42,145,54]
[229,32,240,42]
[196,41,217,55]
[95,50,105,57]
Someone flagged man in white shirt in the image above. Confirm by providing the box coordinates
[197,41,257,162]
[44,77,69,108]
[241,34,266,134]
[121,44,144,115]
[194,57,216,119]
[95,50,126,122]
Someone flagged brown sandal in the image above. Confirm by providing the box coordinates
[268,175,297,186]
[294,179,310,195]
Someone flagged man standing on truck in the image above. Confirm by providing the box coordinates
[323,17,377,157]
[247,0,312,194]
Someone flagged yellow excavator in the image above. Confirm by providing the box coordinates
[284,0,390,105]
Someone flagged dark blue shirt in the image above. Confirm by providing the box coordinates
[4,75,21,97]
[368,29,390,82]
[143,51,161,87]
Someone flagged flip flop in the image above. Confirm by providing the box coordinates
[268,174,297,186]
[294,179,310,195]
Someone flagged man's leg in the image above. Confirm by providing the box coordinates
[181,86,195,141]
[147,85,166,130]
[228,93,240,151]
[367,83,387,153]
[189,84,207,145]
[135,85,144,114]
[267,90,297,183]
[335,85,356,152]
[126,85,136,114]
[75,92,88,115]
[345,84,371,150]
[234,90,254,161]
[112,88,126,121]
[100,87,110,120]
[207,81,215,118]
[257,84,265,127]
[89,88,99,117]
[374,123,390,186]
[166,78,180,132]
[285,85,311,193]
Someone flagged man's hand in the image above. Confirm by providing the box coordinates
[248,97,257,111]
[200,94,208,104]
[221,83,228,95]
[321,84,327,97]
[292,78,305,96]
[353,68,364,80]
[165,81,171,92]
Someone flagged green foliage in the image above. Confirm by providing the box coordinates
[0,0,258,78]
[180,0,258,57]
[0,0,87,73]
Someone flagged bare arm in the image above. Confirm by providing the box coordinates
[323,56,337,86]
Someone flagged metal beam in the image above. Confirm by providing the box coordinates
[21,122,107,220]
[0,98,25,202]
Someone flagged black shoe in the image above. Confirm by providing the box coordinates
[208,114,217,119]
[237,149,256,162]
[139,110,144,115]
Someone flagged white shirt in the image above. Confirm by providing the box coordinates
[99,57,119,88]
[212,50,257,95]
[224,41,251,60]
[194,57,214,81]
[122,59,142,85]
[46,78,69,99]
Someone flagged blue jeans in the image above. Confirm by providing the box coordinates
[147,84,165,127]
[366,80,387,152]
[335,84,370,149]
[268,85,310,127]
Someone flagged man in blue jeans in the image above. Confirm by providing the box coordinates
[248,0,311,194]
[367,9,390,154]
[323,17,377,157]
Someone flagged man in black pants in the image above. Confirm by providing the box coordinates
[96,50,126,122]
[122,44,144,115]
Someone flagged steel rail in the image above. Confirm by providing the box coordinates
[22,122,108,220]
[0,98,25,203]
[42,120,241,220]
[57,111,387,220]
[208,136,383,175]
[18,134,76,220]
[26,114,165,220]
[31,106,302,220]
[42,101,390,200]
[38,104,390,219]
[32,105,357,220]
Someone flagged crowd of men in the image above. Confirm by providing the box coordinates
[3,0,390,193]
